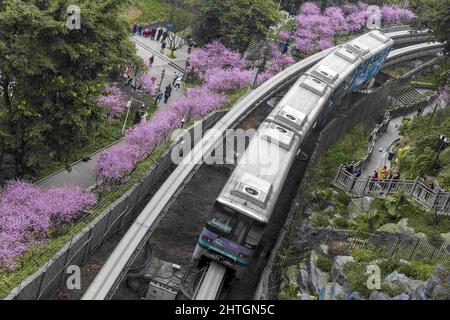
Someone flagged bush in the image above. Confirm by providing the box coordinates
[381,283,405,297]
[317,255,333,273]
[344,261,372,297]
[312,214,329,227]
[334,190,352,206]
[333,216,349,229]
[398,261,435,281]
[352,249,377,263]
[378,257,402,276]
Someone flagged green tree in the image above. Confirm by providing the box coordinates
[410,0,450,52]
[190,0,279,52]
[165,0,193,58]
[0,0,140,179]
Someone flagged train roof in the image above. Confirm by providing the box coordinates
[217,122,300,224]
[216,31,394,224]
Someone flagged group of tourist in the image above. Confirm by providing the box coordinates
[370,166,400,182]
[131,24,195,56]
[154,72,183,105]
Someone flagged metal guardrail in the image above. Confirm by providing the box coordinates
[334,168,450,215]
[282,228,450,267]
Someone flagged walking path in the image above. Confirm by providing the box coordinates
[361,96,446,178]
[36,35,194,189]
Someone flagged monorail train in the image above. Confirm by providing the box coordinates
[193,31,394,275]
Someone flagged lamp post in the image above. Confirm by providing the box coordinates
[122,100,132,135]
[432,134,449,169]
[122,98,146,135]
[180,118,186,129]
[158,68,166,89]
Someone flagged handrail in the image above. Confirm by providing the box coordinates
[334,168,450,215]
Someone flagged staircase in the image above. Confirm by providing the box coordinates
[394,88,423,106]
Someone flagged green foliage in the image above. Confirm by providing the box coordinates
[351,249,377,263]
[333,216,349,229]
[312,213,329,228]
[396,107,450,189]
[316,255,333,273]
[344,261,372,297]
[410,0,450,52]
[0,0,141,179]
[190,0,279,52]
[307,123,370,194]
[124,0,167,23]
[279,283,299,300]
[378,257,402,276]
[334,190,352,206]
[381,283,405,297]
[397,261,435,281]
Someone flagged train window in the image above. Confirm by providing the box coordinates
[208,210,235,235]
[231,220,249,244]
[244,225,264,249]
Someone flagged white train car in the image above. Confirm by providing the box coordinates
[193,31,394,275]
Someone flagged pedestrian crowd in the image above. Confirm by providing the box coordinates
[128,23,196,127]
[131,23,194,56]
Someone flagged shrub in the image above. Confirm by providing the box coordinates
[279,283,299,300]
[333,216,349,229]
[344,261,372,297]
[334,190,351,206]
[378,257,402,276]
[312,214,329,227]
[398,261,435,281]
[317,255,333,272]
[352,249,377,263]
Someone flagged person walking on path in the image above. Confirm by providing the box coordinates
[148,55,155,69]
[175,76,182,90]
[133,106,145,126]
[132,24,138,36]
[156,28,163,41]
[160,41,166,54]
[187,38,194,54]
[162,30,169,43]
[378,166,388,180]
[164,84,173,103]
[155,88,164,104]
[150,28,156,40]
[172,72,180,85]
[282,42,289,54]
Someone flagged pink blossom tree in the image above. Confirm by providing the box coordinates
[204,68,252,93]
[140,73,155,95]
[0,181,96,269]
[188,41,244,78]
[98,83,128,118]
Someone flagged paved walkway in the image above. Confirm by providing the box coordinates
[362,97,446,178]
[131,34,194,112]
[36,35,195,189]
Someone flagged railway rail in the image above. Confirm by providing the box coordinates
[81,34,443,301]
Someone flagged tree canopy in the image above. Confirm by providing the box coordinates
[0,0,140,180]
[409,0,450,52]
[190,0,280,52]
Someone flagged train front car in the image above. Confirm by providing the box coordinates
[193,30,394,277]
[193,201,265,273]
